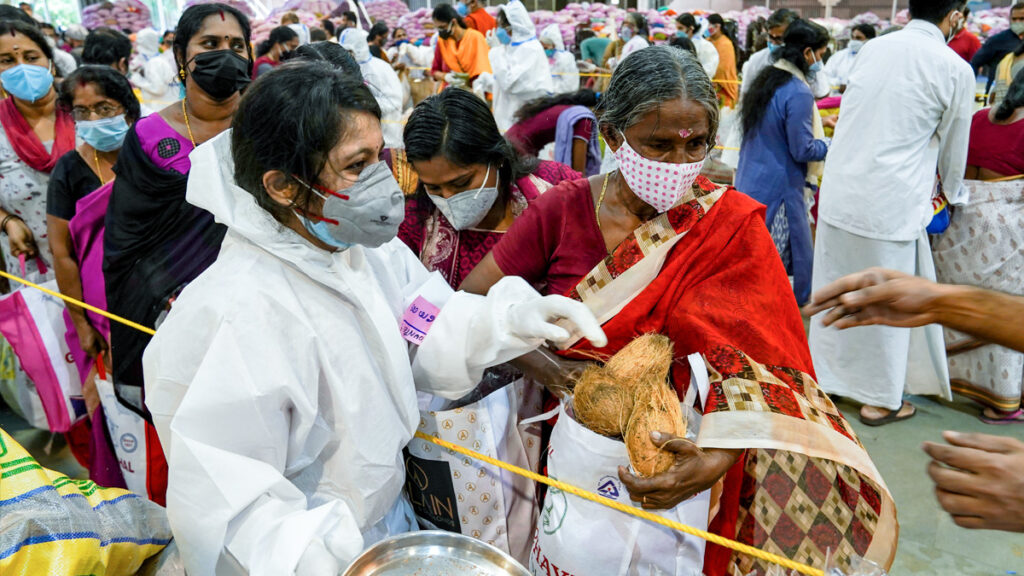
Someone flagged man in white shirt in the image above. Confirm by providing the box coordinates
[741,9,829,102]
[675,13,717,79]
[809,0,974,426]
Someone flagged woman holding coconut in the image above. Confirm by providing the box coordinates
[461,46,897,576]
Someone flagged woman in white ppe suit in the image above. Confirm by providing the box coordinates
[539,24,579,95]
[129,29,181,111]
[488,0,553,132]
[142,61,605,576]
[339,27,405,149]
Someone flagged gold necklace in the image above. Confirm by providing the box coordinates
[181,98,196,146]
[92,148,106,185]
[595,171,611,229]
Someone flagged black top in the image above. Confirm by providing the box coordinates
[46,150,102,221]
[104,124,225,415]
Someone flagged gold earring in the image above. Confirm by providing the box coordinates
[179,68,186,80]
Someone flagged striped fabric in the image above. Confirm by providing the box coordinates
[0,427,172,575]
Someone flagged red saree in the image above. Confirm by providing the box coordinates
[558,176,898,575]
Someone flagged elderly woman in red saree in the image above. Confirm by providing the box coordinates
[461,46,897,576]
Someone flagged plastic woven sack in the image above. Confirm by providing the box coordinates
[0,427,172,575]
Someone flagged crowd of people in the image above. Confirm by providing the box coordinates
[1,0,1023,575]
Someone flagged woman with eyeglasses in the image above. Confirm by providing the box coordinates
[46,67,139,423]
[102,2,252,505]
[0,19,76,283]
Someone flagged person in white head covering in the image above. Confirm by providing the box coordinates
[129,28,181,110]
[540,24,579,94]
[339,27,405,149]
[488,0,553,132]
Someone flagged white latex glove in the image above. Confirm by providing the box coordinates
[296,539,340,576]
[486,29,501,48]
[474,71,495,95]
[508,295,607,349]
[444,71,461,86]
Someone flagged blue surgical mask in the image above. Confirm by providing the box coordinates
[76,114,130,152]
[619,27,633,42]
[768,42,780,54]
[456,2,468,16]
[676,30,688,39]
[1,63,53,103]
[809,54,823,74]
[544,48,555,58]
[496,27,511,45]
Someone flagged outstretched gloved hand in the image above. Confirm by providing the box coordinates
[507,294,607,349]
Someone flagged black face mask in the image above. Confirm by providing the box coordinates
[438,22,453,40]
[187,49,251,100]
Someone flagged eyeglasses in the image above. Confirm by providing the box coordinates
[72,103,123,121]
[768,34,784,44]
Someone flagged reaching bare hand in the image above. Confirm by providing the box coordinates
[802,267,948,329]
[923,431,1024,532]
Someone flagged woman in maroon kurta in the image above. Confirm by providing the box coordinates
[397,88,578,288]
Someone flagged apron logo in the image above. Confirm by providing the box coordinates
[119,432,138,453]
[597,476,620,499]
[541,486,568,535]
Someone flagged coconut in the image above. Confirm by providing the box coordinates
[625,378,687,477]
[603,333,675,391]
[573,365,633,438]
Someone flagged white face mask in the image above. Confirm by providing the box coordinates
[613,132,705,213]
[848,40,865,53]
[427,164,500,230]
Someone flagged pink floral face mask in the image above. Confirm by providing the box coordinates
[613,131,706,213]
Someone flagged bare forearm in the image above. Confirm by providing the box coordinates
[53,254,88,325]
[934,285,1024,352]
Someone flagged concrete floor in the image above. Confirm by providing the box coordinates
[837,395,1024,576]
[3,394,1023,574]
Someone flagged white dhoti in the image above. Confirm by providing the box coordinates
[808,222,951,410]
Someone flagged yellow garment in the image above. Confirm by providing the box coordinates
[0,428,170,575]
[711,34,739,108]
[438,27,492,77]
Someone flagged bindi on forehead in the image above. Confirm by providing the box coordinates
[678,129,693,138]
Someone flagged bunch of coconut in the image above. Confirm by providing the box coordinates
[572,333,686,477]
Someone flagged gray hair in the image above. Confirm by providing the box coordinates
[596,46,719,146]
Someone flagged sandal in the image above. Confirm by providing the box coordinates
[859,402,917,427]
[980,408,1024,425]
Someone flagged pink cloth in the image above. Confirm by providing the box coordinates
[62,182,113,380]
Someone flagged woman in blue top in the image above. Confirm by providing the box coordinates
[735,19,830,305]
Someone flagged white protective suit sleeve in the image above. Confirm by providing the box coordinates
[413,275,605,398]
[146,316,367,576]
[697,38,719,79]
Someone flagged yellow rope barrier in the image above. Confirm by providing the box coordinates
[0,270,156,336]
[0,270,821,575]
[415,431,824,576]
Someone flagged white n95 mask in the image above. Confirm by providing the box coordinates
[428,164,500,230]
[294,161,405,249]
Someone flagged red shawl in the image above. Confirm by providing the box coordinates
[0,96,75,174]
[561,177,897,575]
